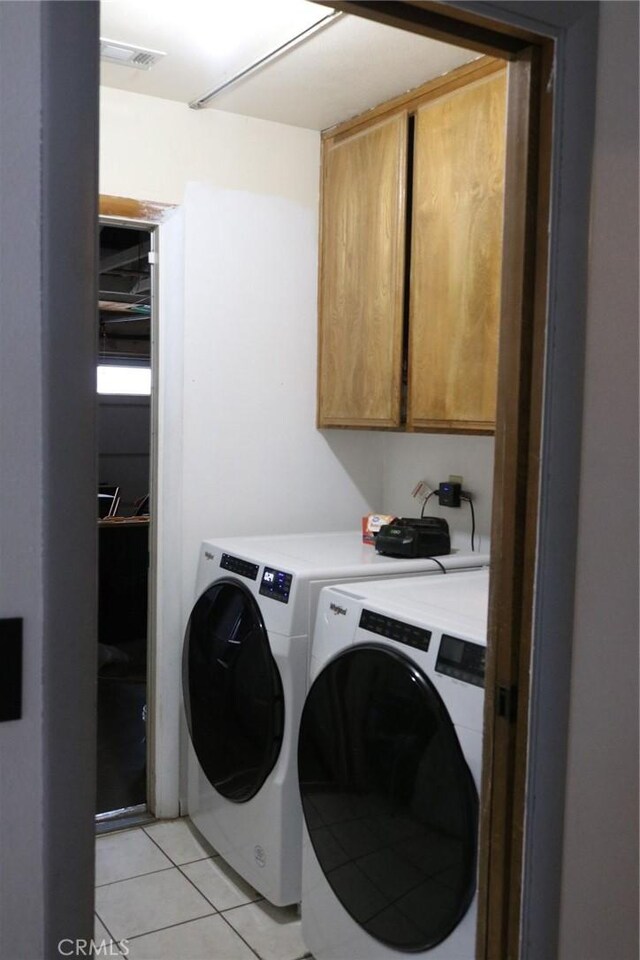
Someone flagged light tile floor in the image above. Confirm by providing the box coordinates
[95,818,312,960]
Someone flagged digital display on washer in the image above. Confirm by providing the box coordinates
[259,567,292,604]
[436,633,485,687]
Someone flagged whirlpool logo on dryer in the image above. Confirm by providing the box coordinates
[329,602,348,616]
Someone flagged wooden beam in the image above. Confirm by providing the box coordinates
[99,195,177,223]
[312,0,532,58]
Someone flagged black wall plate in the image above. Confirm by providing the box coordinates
[0,618,22,722]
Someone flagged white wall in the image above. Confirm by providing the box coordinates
[558,4,639,957]
[380,433,494,551]
[179,181,386,615]
[100,86,319,208]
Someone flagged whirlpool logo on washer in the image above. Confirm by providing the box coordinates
[329,602,348,616]
[204,550,215,561]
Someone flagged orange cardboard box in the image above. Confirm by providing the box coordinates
[362,514,397,545]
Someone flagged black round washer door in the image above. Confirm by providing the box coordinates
[183,579,284,803]
[298,645,478,952]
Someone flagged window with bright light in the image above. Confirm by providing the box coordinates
[97,365,151,396]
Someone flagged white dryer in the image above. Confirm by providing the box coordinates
[298,569,489,959]
[182,531,488,907]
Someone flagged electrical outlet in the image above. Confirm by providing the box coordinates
[449,474,464,487]
[438,481,462,507]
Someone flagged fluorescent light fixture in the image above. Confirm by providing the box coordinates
[100,38,166,70]
[97,365,151,396]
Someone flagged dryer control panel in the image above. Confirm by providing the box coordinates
[436,634,485,687]
[359,609,432,652]
[220,553,259,580]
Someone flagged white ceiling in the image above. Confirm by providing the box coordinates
[100,0,479,131]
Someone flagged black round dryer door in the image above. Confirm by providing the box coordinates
[183,578,284,803]
[298,645,478,952]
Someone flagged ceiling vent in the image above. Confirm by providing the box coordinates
[100,39,166,71]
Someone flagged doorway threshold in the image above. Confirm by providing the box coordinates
[95,804,153,835]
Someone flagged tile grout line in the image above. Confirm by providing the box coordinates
[175,859,263,914]
[139,820,266,915]
[95,828,218,945]
[95,824,219,944]
[140,818,266,935]
[174,860,226,915]
[95,825,174,886]
[96,864,175,888]
[98,823,307,957]
[143,828,275,958]
[121,910,227,945]
[216,908,263,960]
[143,825,304,959]
[95,892,215,945]
[142,820,216,867]
[95,828,150,949]
[94,908,121,949]
[96,863,217,942]
[215,898,309,960]
[148,845,268,960]
[100,869,305,959]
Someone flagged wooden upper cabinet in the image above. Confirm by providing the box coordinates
[317,113,408,428]
[408,70,507,432]
[316,58,507,434]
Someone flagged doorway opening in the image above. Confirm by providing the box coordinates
[96,221,156,824]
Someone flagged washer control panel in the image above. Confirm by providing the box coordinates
[220,553,259,581]
[259,567,292,604]
[436,634,485,687]
[359,609,431,652]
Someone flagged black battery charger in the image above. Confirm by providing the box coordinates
[374,517,451,559]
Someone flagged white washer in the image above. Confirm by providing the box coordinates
[183,531,488,907]
[298,569,489,959]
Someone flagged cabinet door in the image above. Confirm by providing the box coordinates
[318,114,407,428]
[408,69,506,433]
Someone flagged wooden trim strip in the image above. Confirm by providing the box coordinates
[403,1,545,47]
[324,56,504,141]
[315,137,328,429]
[313,1,530,58]
[506,37,554,960]
[317,420,402,430]
[99,195,177,223]
[475,39,552,959]
[476,52,536,960]
[407,421,496,435]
